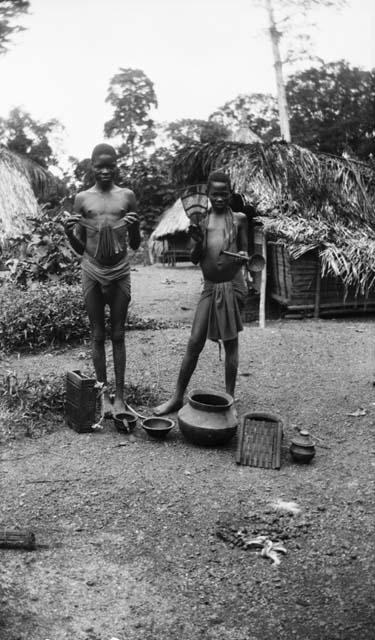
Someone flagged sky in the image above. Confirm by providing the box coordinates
[0,0,374,162]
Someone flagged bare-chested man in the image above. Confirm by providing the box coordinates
[65,143,141,419]
[154,170,248,416]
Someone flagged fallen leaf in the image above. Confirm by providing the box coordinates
[346,408,367,417]
[271,499,301,514]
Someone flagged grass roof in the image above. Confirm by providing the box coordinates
[0,146,61,243]
[173,141,375,293]
[150,198,189,240]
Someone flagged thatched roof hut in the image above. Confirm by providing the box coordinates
[150,199,189,241]
[149,199,192,265]
[0,146,60,243]
[173,141,375,296]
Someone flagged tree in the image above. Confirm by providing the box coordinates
[0,107,63,168]
[118,147,175,236]
[70,157,93,190]
[104,68,158,164]
[0,0,29,55]
[164,118,229,149]
[262,0,346,141]
[209,93,279,142]
[287,61,375,158]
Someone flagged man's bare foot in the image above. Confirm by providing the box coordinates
[153,397,183,416]
[112,395,127,417]
[100,391,113,419]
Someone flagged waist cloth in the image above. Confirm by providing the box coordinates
[200,272,247,342]
[81,252,131,300]
[78,217,127,262]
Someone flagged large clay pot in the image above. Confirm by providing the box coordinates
[177,389,238,446]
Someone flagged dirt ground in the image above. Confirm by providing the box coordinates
[1,264,375,640]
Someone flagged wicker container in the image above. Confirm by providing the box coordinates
[268,242,375,315]
[65,370,97,433]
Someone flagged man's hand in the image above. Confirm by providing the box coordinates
[64,215,81,235]
[124,212,139,226]
[236,250,249,263]
[188,224,203,243]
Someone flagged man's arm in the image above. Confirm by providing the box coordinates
[236,212,249,255]
[189,224,204,265]
[64,193,86,256]
[124,191,141,251]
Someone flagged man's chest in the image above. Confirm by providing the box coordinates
[82,192,131,218]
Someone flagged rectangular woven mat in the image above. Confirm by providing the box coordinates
[236,413,283,469]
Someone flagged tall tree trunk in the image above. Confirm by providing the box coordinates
[265,0,291,142]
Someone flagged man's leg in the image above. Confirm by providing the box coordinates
[153,296,211,415]
[108,285,130,416]
[223,337,239,398]
[84,285,112,417]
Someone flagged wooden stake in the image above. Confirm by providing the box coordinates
[259,231,267,329]
[314,257,321,319]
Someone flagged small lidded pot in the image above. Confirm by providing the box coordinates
[290,430,316,464]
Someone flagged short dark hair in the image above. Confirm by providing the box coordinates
[91,143,117,162]
[207,170,231,192]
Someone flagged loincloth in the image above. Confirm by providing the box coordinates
[81,253,131,300]
[199,273,247,342]
[79,218,127,262]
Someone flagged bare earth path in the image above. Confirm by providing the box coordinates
[1,265,375,640]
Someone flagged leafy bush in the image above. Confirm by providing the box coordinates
[1,372,65,416]
[0,282,175,353]
[2,204,80,287]
[0,282,89,352]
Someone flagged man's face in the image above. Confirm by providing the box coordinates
[208,181,231,211]
[92,154,117,185]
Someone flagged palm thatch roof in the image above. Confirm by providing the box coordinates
[173,141,375,293]
[0,146,60,243]
[150,198,190,240]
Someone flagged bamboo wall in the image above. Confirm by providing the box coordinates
[268,242,375,316]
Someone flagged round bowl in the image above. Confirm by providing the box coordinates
[113,411,137,433]
[141,417,175,439]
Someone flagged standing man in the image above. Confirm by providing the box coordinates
[65,143,140,419]
[154,170,248,416]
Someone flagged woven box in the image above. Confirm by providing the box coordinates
[65,370,96,433]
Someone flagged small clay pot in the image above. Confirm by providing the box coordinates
[290,430,316,464]
[113,411,137,433]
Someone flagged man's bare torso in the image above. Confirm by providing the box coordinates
[200,211,246,283]
[75,186,136,266]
